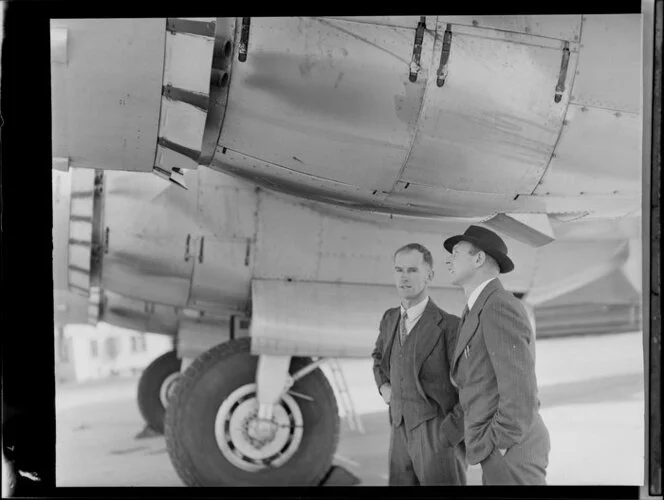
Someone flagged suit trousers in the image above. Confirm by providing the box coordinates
[480,413,550,485]
[388,415,467,486]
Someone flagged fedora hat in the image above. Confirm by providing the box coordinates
[443,225,514,273]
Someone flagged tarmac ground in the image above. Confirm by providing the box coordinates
[56,331,645,486]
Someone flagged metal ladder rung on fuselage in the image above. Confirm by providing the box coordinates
[327,358,364,434]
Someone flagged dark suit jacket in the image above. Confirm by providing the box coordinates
[451,278,543,465]
[371,298,465,447]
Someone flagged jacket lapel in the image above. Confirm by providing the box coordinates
[452,278,503,369]
[413,299,444,376]
[380,308,400,376]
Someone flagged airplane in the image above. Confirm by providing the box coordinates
[51,15,643,486]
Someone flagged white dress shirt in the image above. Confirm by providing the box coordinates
[399,296,429,334]
[467,277,497,311]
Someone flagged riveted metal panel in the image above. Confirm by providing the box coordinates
[212,147,377,204]
[387,180,522,216]
[570,15,641,114]
[195,167,258,240]
[252,190,537,291]
[439,15,582,41]
[250,280,466,357]
[219,16,433,192]
[101,169,198,306]
[101,290,149,333]
[146,303,179,336]
[535,104,641,196]
[50,19,165,171]
[403,22,578,196]
[322,16,423,29]
[188,237,252,312]
[253,192,323,281]
[177,316,232,359]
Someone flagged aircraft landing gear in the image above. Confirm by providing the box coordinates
[164,338,340,486]
[137,350,182,434]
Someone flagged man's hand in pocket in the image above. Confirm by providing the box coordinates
[379,383,392,405]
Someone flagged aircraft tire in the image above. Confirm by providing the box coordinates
[164,338,340,486]
[137,350,182,434]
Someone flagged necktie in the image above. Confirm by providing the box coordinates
[399,310,408,345]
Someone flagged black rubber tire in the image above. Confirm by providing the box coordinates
[137,350,182,434]
[164,338,340,486]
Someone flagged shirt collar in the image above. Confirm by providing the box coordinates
[400,295,429,319]
[468,277,496,311]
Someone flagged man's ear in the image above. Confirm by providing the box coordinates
[427,269,435,283]
[474,251,485,268]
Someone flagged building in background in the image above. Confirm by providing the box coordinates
[55,323,172,384]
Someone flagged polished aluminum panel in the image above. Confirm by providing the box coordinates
[194,166,258,240]
[323,16,422,29]
[570,15,641,114]
[402,22,578,195]
[50,19,165,172]
[101,170,199,305]
[535,104,641,196]
[188,237,252,312]
[250,280,466,358]
[219,17,432,192]
[438,15,582,41]
[177,316,232,360]
[252,190,538,292]
[101,290,150,333]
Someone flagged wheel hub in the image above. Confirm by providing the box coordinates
[214,383,304,472]
[159,372,181,409]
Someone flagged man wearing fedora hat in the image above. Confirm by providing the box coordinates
[444,225,550,485]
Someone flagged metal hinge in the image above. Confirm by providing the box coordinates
[554,41,571,103]
[238,17,251,62]
[409,17,426,82]
[199,235,205,264]
[184,234,192,262]
[436,24,453,88]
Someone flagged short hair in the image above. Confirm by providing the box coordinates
[393,243,434,271]
[467,243,499,272]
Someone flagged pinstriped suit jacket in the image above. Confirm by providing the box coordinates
[450,278,546,466]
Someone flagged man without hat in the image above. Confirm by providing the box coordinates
[371,243,467,485]
[444,225,550,485]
